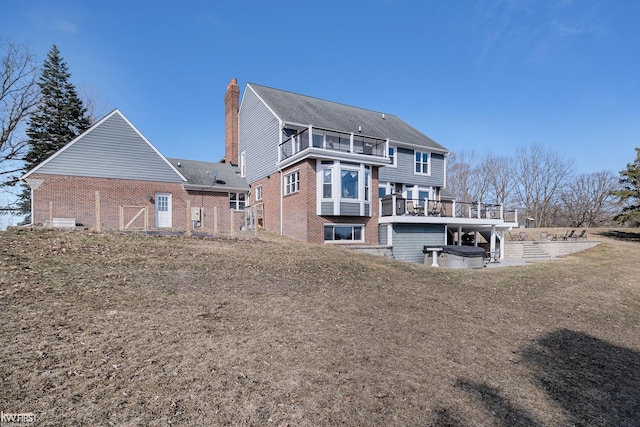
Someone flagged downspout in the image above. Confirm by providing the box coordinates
[280,170,283,235]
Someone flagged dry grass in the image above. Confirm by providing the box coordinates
[1,228,639,426]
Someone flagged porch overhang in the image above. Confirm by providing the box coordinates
[277,147,391,170]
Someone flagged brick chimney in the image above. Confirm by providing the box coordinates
[224,78,239,165]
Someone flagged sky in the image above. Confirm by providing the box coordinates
[2,0,640,182]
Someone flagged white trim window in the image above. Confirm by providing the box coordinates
[324,224,364,242]
[229,192,246,210]
[388,146,397,167]
[322,168,332,199]
[378,182,394,199]
[255,185,263,201]
[284,170,300,195]
[415,150,430,175]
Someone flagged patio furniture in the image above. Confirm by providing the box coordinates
[539,231,549,240]
[519,231,527,241]
[574,229,587,240]
[562,230,576,240]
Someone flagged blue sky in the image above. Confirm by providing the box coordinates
[2,0,640,178]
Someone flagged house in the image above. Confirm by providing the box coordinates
[21,109,249,233]
[22,80,516,264]
[229,79,516,263]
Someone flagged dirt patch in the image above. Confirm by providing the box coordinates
[1,228,639,426]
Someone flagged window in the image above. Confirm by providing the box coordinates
[364,168,370,201]
[415,151,430,174]
[240,151,246,177]
[284,170,300,195]
[341,169,359,199]
[255,185,263,201]
[322,168,332,198]
[388,146,397,167]
[229,192,246,210]
[378,182,394,198]
[324,224,364,242]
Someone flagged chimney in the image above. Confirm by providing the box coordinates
[224,78,239,165]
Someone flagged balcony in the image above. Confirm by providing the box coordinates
[380,195,518,224]
[278,126,389,166]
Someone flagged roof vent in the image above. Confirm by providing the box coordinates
[358,126,362,132]
[382,113,385,119]
[177,162,181,167]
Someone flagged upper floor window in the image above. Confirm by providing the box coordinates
[322,168,332,198]
[415,151,430,175]
[284,170,300,195]
[388,146,397,167]
[341,169,359,199]
[229,192,246,210]
[255,185,263,201]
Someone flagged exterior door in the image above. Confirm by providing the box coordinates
[155,193,172,228]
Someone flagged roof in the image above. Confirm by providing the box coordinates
[246,83,449,153]
[167,158,249,192]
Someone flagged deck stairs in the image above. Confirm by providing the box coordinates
[521,242,552,259]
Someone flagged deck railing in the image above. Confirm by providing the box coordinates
[279,126,388,161]
[380,195,518,223]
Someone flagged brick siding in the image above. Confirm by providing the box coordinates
[29,174,242,233]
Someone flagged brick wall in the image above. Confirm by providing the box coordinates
[29,174,240,233]
[256,160,381,245]
[249,173,281,234]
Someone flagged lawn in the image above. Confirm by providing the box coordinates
[1,228,639,426]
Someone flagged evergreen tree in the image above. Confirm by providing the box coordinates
[611,147,640,225]
[18,45,90,219]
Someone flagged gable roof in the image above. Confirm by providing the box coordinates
[167,158,249,193]
[22,109,186,183]
[246,83,448,153]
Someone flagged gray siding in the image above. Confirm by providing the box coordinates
[34,112,183,182]
[239,87,280,184]
[340,202,361,216]
[379,148,445,188]
[321,202,333,216]
[392,224,446,263]
[379,224,389,245]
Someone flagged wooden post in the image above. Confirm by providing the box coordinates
[95,191,101,232]
[49,201,53,227]
[230,209,234,237]
[186,199,192,237]
[213,207,218,234]
[119,206,124,230]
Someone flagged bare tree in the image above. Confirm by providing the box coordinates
[479,153,516,206]
[560,171,619,227]
[1,39,40,186]
[514,143,573,227]
[447,150,484,202]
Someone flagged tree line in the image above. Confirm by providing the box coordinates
[447,144,640,228]
[1,38,639,228]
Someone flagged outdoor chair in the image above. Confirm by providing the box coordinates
[518,231,527,241]
[574,229,587,240]
[406,200,416,215]
[539,231,549,240]
[508,231,518,240]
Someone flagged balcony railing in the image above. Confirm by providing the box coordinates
[279,126,388,161]
[380,195,518,223]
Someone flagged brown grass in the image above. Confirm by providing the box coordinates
[1,228,639,426]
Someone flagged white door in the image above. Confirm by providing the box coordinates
[155,193,172,228]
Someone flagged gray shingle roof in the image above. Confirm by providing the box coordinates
[247,83,448,152]
[167,158,248,192]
